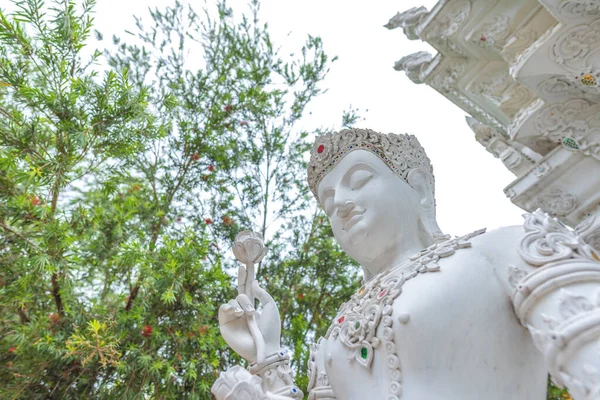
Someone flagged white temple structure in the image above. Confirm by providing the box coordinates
[387,0,600,234]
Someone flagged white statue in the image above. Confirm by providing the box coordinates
[212,128,600,400]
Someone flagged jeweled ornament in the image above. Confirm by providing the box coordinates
[361,347,368,359]
[562,137,579,151]
[580,73,597,86]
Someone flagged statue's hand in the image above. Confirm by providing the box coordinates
[219,267,282,363]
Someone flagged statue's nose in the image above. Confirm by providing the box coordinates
[336,201,355,219]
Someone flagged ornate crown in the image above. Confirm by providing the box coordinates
[307,128,434,198]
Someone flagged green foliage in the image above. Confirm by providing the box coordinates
[547,377,572,400]
[0,0,356,398]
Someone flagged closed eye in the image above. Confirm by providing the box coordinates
[350,171,373,190]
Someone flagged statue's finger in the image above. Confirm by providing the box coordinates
[235,293,255,316]
[219,300,244,325]
[252,281,275,306]
[238,265,247,296]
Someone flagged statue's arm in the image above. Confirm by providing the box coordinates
[492,211,600,400]
[212,285,304,400]
[212,232,303,400]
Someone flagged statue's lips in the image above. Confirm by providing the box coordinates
[343,211,365,231]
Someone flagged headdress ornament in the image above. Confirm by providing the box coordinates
[307,128,433,198]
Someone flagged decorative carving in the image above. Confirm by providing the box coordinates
[558,288,594,319]
[538,75,600,102]
[307,338,333,395]
[326,229,486,398]
[533,161,552,178]
[212,366,266,400]
[518,209,598,266]
[394,51,434,84]
[467,117,495,147]
[550,19,600,71]
[512,24,560,74]
[508,264,528,288]
[249,352,304,398]
[576,214,600,252]
[526,136,559,155]
[422,1,471,57]
[560,363,600,400]
[537,187,578,217]
[534,99,595,142]
[430,58,467,92]
[427,0,471,38]
[466,117,534,176]
[472,15,512,51]
[529,287,600,399]
[384,7,429,40]
[504,187,517,199]
[502,30,539,63]
[470,67,512,105]
[574,68,600,89]
[450,89,506,133]
[568,138,600,161]
[500,85,535,118]
[557,0,600,20]
[509,98,544,136]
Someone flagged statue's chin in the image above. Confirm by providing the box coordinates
[345,222,371,256]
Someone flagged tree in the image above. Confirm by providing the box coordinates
[0,0,358,398]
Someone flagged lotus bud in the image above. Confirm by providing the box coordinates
[232,231,267,264]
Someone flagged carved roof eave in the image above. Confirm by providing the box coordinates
[509,22,564,81]
[419,53,443,82]
[414,0,450,39]
[422,55,508,134]
[504,147,600,226]
[508,99,600,157]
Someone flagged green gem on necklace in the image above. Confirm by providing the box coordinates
[361,347,368,359]
[355,321,361,329]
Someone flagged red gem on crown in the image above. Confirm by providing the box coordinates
[317,145,325,154]
[338,316,345,324]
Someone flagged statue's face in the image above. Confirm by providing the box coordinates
[317,150,421,267]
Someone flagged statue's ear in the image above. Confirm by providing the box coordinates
[408,167,445,245]
[407,167,434,210]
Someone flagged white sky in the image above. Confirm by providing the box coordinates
[91,0,526,234]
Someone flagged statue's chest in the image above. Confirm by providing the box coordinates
[315,229,493,399]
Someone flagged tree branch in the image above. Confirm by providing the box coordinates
[51,272,63,315]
